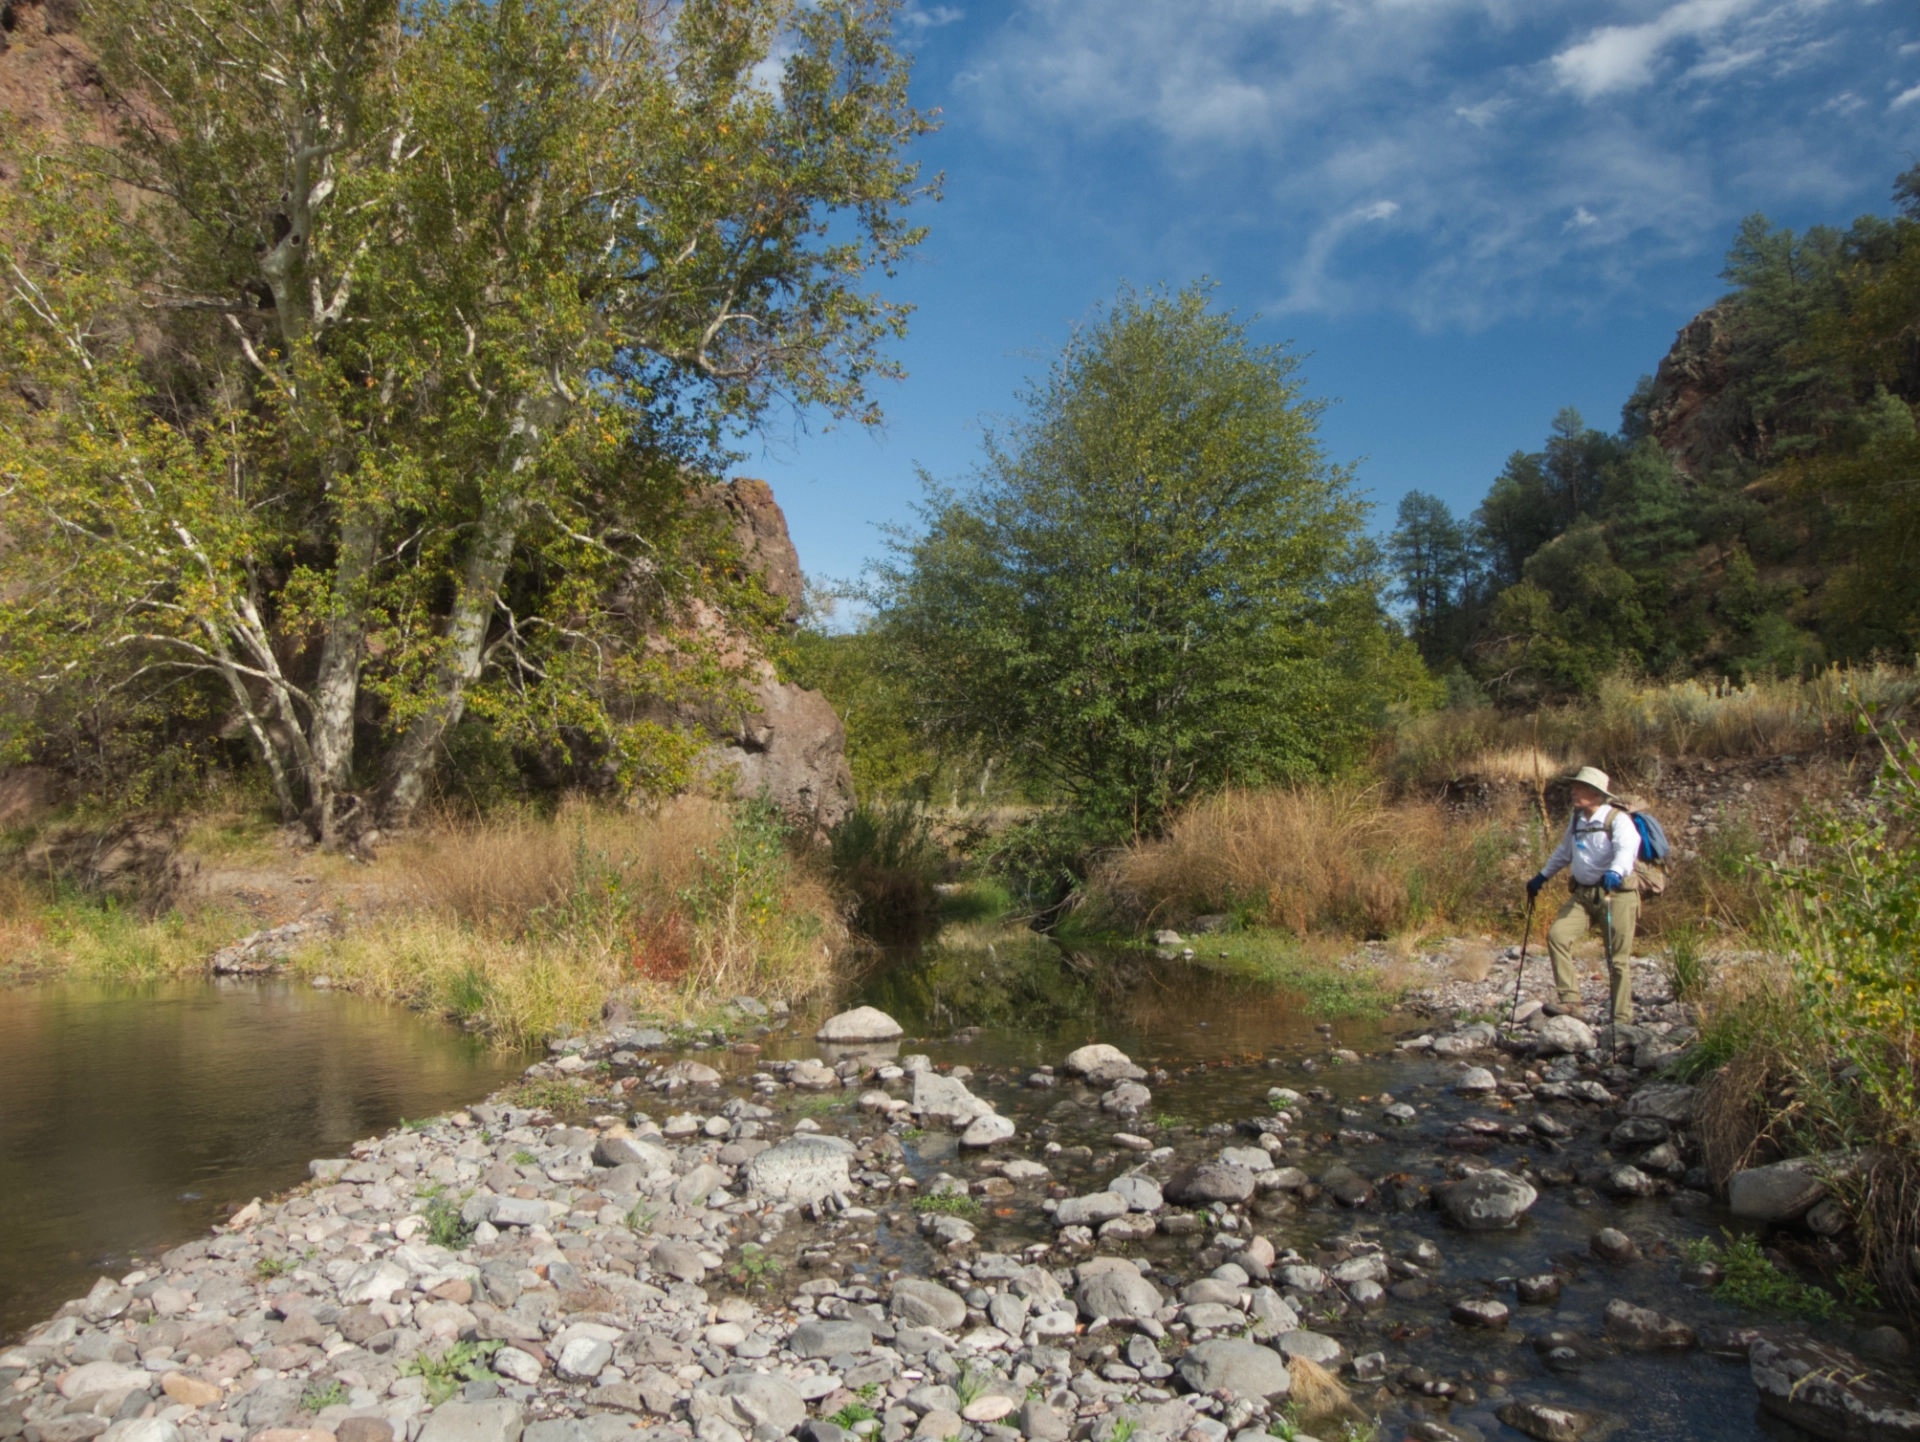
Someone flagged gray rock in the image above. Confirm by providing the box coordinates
[649,1241,707,1281]
[746,1134,856,1204]
[1750,1336,1920,1441]
[1516,1274,1563,1304]
[1101,1082,1152,1116]
[592,1135,673,1173]
[1604,1299,1695,1351]
[1532,1014,1597,1055]
[1111,1174,1163,1212]
[816,1007,903,1043]
[1064,1044,1131,1076]
[1017,1402,1070,1442]
[1609,1117,1669,1149]
[1450,1298,1510,1328]
[790,1319,873,1358]
[1454,1067,1497,1094]
[1165,1162,1256,1205]
[1175,1340,1291,1399]
[696,1373,807,1436]
[556,1337,613,1379]
[890,1279,967,1331]
[417,1400,527,1442]
[1055,1192,1128,1227]
[960,1112,1016,1147]
[1623,1083,1699,1125]
[1599,1165,1657,1199]
[1076,1270,1164,1322]
[1590,1229,1640,1265]
[1273,1331,1343,1366]
[1435,1170,1537,1230]
[912,1070,992,1124]
[487,1196,552,1228]
[1729,1157,1832,1223]
[674,1163,729,1208]
[1495,1401,1611,1442]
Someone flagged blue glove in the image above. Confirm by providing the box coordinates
[1602,870,1623,893]
[1526,873,1547,902]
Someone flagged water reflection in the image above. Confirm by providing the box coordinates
[0,979,527,1339]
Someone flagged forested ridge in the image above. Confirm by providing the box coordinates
[1389,163,1920,705]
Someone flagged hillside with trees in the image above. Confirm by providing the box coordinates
[1391,164,1920,704]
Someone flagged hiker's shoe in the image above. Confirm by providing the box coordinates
[1544,1001,1588,1020]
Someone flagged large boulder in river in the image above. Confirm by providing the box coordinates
[1165,1161,1257,1205]
[1436,1170,1537,1231]
[1063,1043,1145,1085]
[744,1134,854,1204]
[1750,1335,1920,1442]
[1729,1156,1834,1223]
[912,1069,992,1124]
[816,1006,903,1043]
[1175,1340,1291,1400]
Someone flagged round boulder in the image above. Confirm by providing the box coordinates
[1175,1339,1292,1400]
[1435,1169,1538,1231]
[889,1278,968,1331]
[816,1006,904,1043]
[1075,1269,1164,1322]
[1166,1161,1257,1205]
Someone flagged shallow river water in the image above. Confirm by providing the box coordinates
[0,928,1899,1442]
[0,978,527,1337]
[733,931,1880,1442]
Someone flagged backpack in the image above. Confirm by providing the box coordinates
[1627,808,1671,894]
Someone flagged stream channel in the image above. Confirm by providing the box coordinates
[0,980,528,1338]
[0,925,1895,1440]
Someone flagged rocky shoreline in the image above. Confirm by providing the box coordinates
[4,973,1917,1442]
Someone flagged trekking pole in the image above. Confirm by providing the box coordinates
[1508,893,1536,1026]
[1604,894,1617,1064]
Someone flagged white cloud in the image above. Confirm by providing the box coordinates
[899,5,964,29]
[955,0,1911,327]
[1893,81,1920,109]
[1552,0,1756,99]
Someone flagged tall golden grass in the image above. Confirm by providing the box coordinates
[1388,664,1918,788]
[301,797,846,1044]
[1089,785,1521,938]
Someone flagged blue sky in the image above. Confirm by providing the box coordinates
[749,0,1920,599]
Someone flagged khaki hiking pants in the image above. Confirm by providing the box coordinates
[1547,882,1638,1024]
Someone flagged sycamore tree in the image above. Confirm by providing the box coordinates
[868,283,1430,835]
[0,0,934,842]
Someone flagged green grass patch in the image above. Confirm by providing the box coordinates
[402,1340,502,1404]
[1186,930,1401,1019]
[1691,1232,1837,1319]
[912,1191,983,1217]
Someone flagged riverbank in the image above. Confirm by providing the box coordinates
[7,955,1916,1442]
[0,799,849,1049]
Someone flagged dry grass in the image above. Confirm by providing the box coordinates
[0,795,848,1044]
[1388,664,1918,790]
[316,797,847,1042]
[1090,784,1521,938]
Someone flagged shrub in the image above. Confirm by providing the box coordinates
[827,800,943,940]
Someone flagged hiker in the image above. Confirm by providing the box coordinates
[1526,765,1639,1024]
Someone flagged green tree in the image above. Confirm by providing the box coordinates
[1388,491,1474,665]
[0,0,934,839]
[869,283,1429,834]
[1474,451,1560,585]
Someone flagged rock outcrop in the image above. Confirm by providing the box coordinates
[621,478,853,829]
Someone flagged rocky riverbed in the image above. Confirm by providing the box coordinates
[4,977,1917,1442]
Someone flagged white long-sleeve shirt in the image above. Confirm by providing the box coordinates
[1540,803,1638,887]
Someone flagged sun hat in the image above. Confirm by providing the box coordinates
[1566,765,1614,797]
